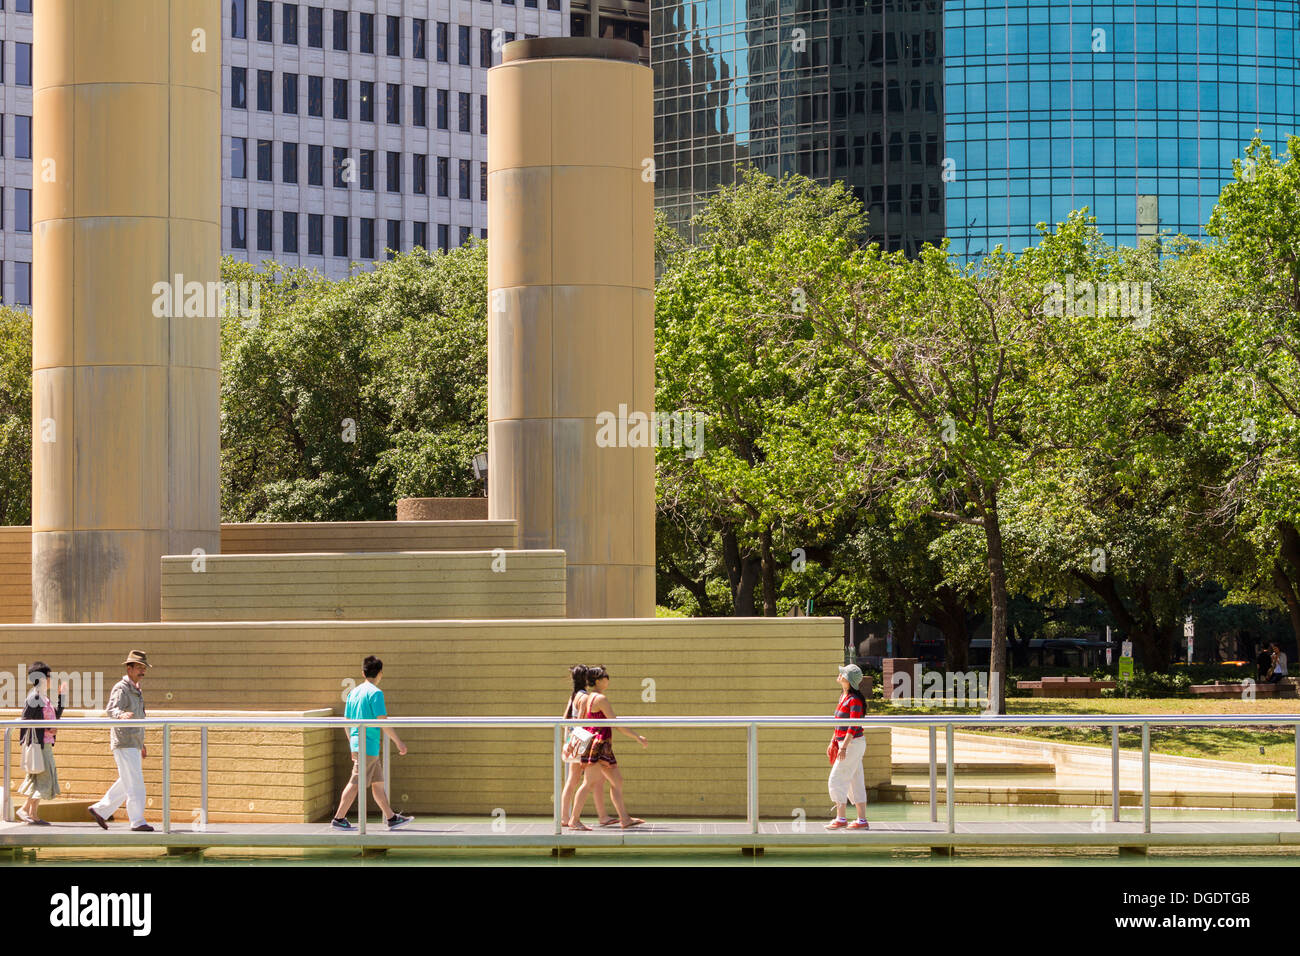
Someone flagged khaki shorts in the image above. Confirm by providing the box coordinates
[349,752,383,787]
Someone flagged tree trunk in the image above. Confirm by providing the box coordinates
[759,526,778,616]
[721,527,759,616]
[982,486,1009,714]
[1271,558,1300,650]
[1274,522,1300,646]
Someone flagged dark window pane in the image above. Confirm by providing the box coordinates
[257,70,272,111]
[308,75,323,116]
[360,13,374,53]
[480,161,487,201]
[414,221,428,250]
[413,19,427,59]
[387,16,401,56]
[256,1,272,41]
[308,213,324,255]
[231,207,247,249]
[481,28,492,67]
[437,89,448,129]
[308,6,323,47]
[437,156,448,197]
[386,84,401,125]
[360,218,375,259]
[283,212,299,253]
[387,151,401,192]
[460,225,472,245]
[459,25,470,65]
[231,66,247,109]
[231,137,247,178]
[257,139,272,181]
[386,220,401,258]
[414,154,428,195]
[459,159,470,199]
[459,92,470,132]
[333,146,349,188]
[282,142,298,184]
[333,216,349,258]
[282,73,298,114]
[360,149,374,190]
[332,9,348,51]
[437,22,448,62]
[413,87,427,127]
[231,0,247,39]
[360,80,375,122]
[15,115,30,160]
[257,208,273,251]
[480,95,487,134]
[15,44,28,85]
[333,78,348,120]
[308,144,323,185]
[283,3,298,44]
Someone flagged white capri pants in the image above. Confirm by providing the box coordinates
[90,747,147,828]
[828,735,867,807]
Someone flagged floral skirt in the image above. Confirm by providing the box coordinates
[19,743,60,800]
[580,739,617,766]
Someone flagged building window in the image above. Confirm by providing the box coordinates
[283,3,298,44]
[460,226,472,245]
[257,70,272,111]
[526,0,537,7]
[480,161,487,201]
[413,87,427,127]
[386,84,401,125]
[437,89,448,130]
[282,73,298,114]
[414,154,429,195]
[360,218,375,259]
[231,137,247,178]
[387,16,401,56]
[413,19,427,59]
[480,95,487,134]
[436,22,448,63]
[231,207,247,249]
[333,216,349,258]
[459,159,470,200]
[458,92,470,132]
[332,9,348,51]
[308,213,324,255]
[333,78,348,120]
[458,25,470,65]
[360,149,374,190]
[387,152,401,193]
[413,222,428,250]
[231,0,247,39]
[548,0,560,9]
[308,144,323,185]
[231,66,247,108]
[15,115,30,160]
[257,140,272,181]
[14,262,30,307]
[360,13,374,54]
[435,224,448,252]
[480,29,492,68]
[307,6,323,48]
[308,75,323,116]
[360,80,375,122]
[282,142,298,184]
[13,188,30,232]
[436,157,448,197]
[257,209,273,251]
[283,212,299,253]
[256,1,272,41]
[386,220,401,258]
[333,146,349,188]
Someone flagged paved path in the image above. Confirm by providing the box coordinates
[4,818,1300,850]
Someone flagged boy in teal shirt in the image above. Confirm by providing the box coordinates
[331,656,412,830]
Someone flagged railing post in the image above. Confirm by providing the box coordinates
[200,726,208,832]
[1141,722,1151,834]
[747,723,758,834]
[162,723,172,834]
[553,723,563,836]
[1111,724,1120,823]
[358,724,367,837]
[1294,725,1299,823]
[2,728,10,823]
[384,734,391,796]
[928,725,937,823]
[945,723,955,834]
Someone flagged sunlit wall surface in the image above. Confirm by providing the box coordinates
[944,0,1300,259]
[653,0,945,252]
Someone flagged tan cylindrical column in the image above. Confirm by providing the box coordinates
[487,38,654,618]
[31,0,222,622]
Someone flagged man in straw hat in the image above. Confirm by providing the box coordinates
[88,650,153,832]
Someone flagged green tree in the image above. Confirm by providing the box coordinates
[0,305,31,526]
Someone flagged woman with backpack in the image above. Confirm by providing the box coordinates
[566,666,647,829]
[826,664,869,831]
[560,665,612,827]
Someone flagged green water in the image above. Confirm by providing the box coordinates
[11,804,1300,866]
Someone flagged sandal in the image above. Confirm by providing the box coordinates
[597,817,620,827]
[620,818,646,829]
[566,821,592,831]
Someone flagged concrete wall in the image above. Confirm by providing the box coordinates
[2,709,334,824]
[0,521,523,622]
[0,617,888,819]
[161,551,566,622]
[0,528,30,624]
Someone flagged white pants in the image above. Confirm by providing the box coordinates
[828,735,867,808]
[90,747,146,828]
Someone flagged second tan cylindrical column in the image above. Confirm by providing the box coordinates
[487,38,655,618]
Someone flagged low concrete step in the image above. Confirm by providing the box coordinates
[7,797,95,823]
[891,761,1054,775]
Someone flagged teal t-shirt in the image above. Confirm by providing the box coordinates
[345,681,387,756]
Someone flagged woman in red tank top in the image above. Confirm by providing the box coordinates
[566,666,648,829]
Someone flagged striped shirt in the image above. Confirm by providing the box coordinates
[833,692,864,741]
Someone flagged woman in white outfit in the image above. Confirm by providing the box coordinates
[825,664,869,830]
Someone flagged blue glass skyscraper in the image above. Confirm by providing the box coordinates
[943,0,1300,258]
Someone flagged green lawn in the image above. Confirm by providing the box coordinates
[870,697,1300,767]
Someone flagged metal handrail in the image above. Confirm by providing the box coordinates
[4,714,1299,838]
